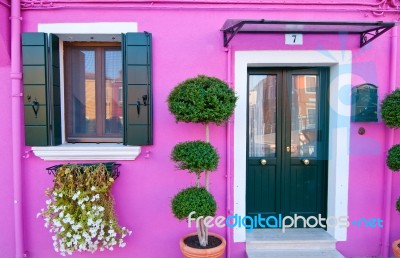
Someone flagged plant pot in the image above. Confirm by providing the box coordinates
[393,239,400,258]
[179,232,226,258]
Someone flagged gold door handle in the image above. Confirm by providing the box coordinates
[260,159,267,166]
[286,146,291,153]
[302,159,310,165]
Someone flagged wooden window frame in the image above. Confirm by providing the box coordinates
[64,42,122,143]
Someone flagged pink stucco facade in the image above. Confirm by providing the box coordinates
[1,1,400,257]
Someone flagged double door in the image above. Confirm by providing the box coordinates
[246,68,329,226]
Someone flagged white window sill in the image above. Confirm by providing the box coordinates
[32,143,141,161]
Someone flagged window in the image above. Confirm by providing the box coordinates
[307,108,316,125]
[64,42,123,143]
[304,75,317,93]
[22,32,153,147]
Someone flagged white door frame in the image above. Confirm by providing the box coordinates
[233,50,351,242]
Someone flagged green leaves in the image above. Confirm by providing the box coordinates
[171,141,219,174]
[168,75,233,224]
[381,89,400,128]
[171,187,217,220]
[396,197,400,213]
[387,144,400,171]
[167,75,237,125]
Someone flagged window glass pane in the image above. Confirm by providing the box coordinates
[105,50,123,135]
[248,75,277,157]
[291,75,318,157]
[70,49,96,136]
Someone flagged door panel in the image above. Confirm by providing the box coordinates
[247,165,278,216]
[247,71,282,219]
[247,68,328,228]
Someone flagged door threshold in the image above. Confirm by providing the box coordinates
[246,228,334,242]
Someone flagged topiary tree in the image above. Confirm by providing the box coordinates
[168,75,237,247]
[171,141,219,186]
[381,89,400,128]
[387,144,400,172]
[168,75,237,125]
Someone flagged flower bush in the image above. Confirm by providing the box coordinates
[37,164,131,256]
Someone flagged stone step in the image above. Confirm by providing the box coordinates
[246,249,345,258]
[246,228,344,258]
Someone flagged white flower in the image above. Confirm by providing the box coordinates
[39,187,132,255]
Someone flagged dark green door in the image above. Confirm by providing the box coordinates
[246,68,329,227]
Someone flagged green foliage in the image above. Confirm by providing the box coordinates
[396,197,400,213]
[167,75,238,125]
[387,144,400,171]
[171,141,219,174]
[171,187,217,220]
[381,89,400,128]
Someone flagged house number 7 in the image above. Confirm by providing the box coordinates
[285,34,303,45]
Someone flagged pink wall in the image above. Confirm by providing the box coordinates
[0,2,399,257]
[0,2,16,258]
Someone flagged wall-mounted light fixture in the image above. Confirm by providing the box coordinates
[351,83,378,122]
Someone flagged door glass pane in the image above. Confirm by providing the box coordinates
[70,49,96,135]
[104,50,123,135]
[291,75,318,157]
[248,75,277,157]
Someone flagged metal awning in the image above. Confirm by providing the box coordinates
[221,19,395,47]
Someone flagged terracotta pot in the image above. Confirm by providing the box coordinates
[393,239,400,258]
[179,232,226,258]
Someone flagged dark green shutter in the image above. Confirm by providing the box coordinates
[22,32,49,146]
[49,34,62,145]
[123,32,153,145]
[22,32,61,146]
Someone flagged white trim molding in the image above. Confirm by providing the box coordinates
[233,50,351,242]
[38,22,138,34]
[32,144,141,161]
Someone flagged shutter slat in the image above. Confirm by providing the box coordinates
[123,32,153,146]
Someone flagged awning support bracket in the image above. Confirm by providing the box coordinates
[224,21,244,47]
[360,26,394,47]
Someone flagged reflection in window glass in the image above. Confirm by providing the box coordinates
[71,49,96,135]
[248,75,277,157]
[291,75,318,157]
[105,50,123,135]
